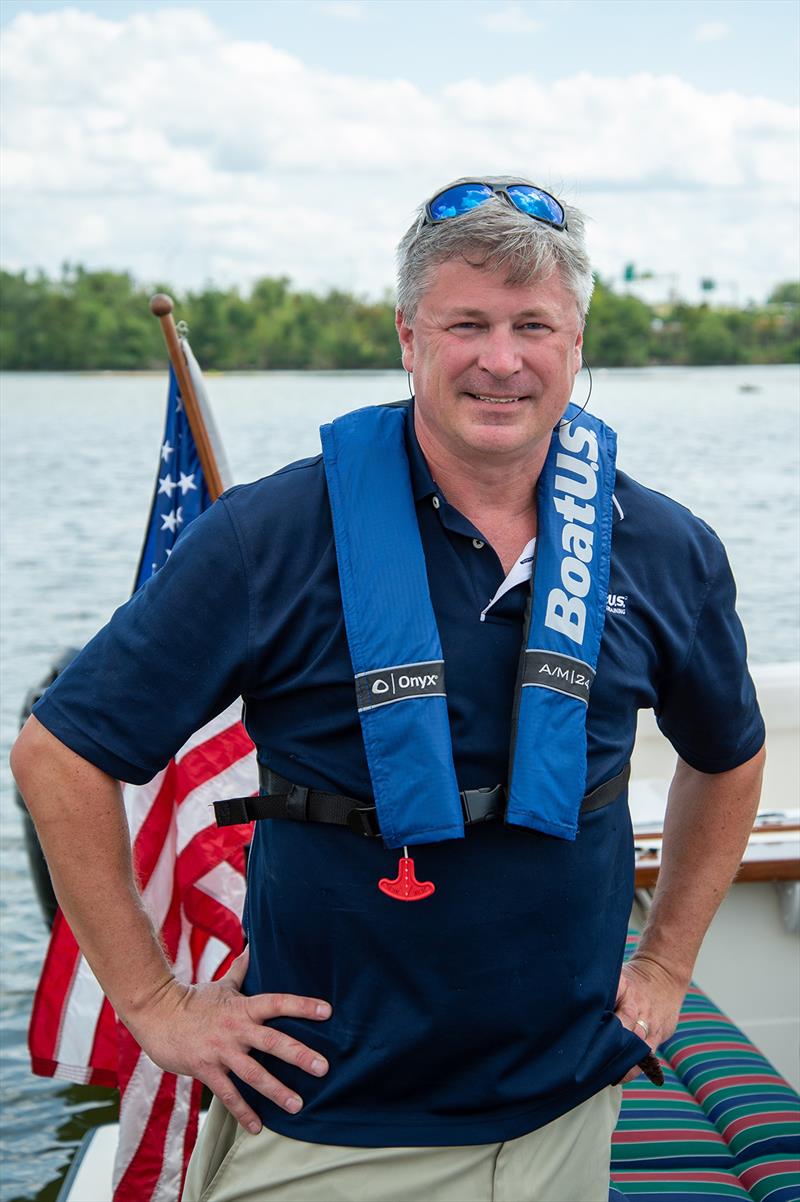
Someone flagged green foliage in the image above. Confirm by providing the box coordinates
[583,280,653,367]
[767,281,800,306]
[1,267,797,370]
[647,297,800,366]
[0,264,165,370]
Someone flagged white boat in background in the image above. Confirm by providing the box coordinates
[629,660,800,1090]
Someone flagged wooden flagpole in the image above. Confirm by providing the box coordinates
[149,293,225,501]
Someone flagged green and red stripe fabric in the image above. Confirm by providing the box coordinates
[610,1172,752,1200]
[610,931,799,1202]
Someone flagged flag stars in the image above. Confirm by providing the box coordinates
[178,472,197,495]
[158,474,177,497]
[161,506,185,533]
[160,440,174,463]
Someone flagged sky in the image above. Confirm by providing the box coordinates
[1,0,798,305]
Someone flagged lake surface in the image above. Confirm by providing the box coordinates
[1,365,798,1201]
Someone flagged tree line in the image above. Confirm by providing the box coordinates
[1,265,797,371]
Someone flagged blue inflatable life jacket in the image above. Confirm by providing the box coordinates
[320,401,616,849]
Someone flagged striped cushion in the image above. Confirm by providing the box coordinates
[612,1063,751,1199]
[610,1171,753,1200]
[613,1063,742,1171]
[665,988,799,1162]
[736,1158,800,1202]
[611,931,800,1202]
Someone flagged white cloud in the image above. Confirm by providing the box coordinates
[0,8,797,304]
[693,21,731,43]
[478,5,543,34]
[318,1,368,20]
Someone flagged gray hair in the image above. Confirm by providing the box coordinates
[396,176,594,325]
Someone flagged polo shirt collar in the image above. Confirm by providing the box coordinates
[403,400,488,543]
[403,400,437,502]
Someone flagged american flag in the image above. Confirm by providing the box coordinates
[28,338,256,1201]
[133,341,228,586]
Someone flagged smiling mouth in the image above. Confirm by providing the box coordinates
[467,392,527,404]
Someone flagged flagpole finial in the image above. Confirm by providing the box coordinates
[150,293,174,317]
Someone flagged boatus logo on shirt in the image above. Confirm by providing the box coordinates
[544,421,601,648]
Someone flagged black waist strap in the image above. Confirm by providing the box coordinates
[213,763,631,837]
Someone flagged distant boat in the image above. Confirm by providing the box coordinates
[738,382,761,393]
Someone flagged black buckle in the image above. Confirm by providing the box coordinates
[460,784,504,825]
[286,784,309,822]
[346,806,381,837]
[213,797,252,827]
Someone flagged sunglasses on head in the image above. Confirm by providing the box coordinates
[424,181,567,230]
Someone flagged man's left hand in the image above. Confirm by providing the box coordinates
[613,954,687,1083]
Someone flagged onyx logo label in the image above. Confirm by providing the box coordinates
[607,594,627,616]
[356,661,446,711]
[371,673,438,695]
[400,673,439,689]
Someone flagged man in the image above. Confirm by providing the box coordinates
[11,178,765,1202]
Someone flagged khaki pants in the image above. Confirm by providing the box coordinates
[183,1087,622,1202]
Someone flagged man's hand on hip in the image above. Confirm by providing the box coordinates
[614,748,764,1085]
[11,721,333,1138]
[613,954,685,1084]
[124,945,332,1135]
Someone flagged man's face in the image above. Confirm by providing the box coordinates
[396,258,584,466]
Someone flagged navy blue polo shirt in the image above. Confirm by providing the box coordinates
[34,401,764,1147]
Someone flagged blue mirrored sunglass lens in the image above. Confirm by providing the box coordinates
[429,184,493,220]
[506,186,565,225]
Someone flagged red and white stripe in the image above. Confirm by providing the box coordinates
[28,700,256,1200]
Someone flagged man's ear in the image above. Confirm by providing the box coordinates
[573,328,584,375]
[395,309,414,373]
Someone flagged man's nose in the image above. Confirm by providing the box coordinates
[476,328,521,379]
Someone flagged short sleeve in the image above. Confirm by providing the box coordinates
[32,494,251,783]
[655,537,765,773]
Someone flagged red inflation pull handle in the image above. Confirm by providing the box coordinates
[378,849,435,902]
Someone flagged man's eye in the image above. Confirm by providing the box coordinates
[520,322,548,331]
[452,321,480,330]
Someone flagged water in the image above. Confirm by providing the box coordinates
[1,365,798,1201]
